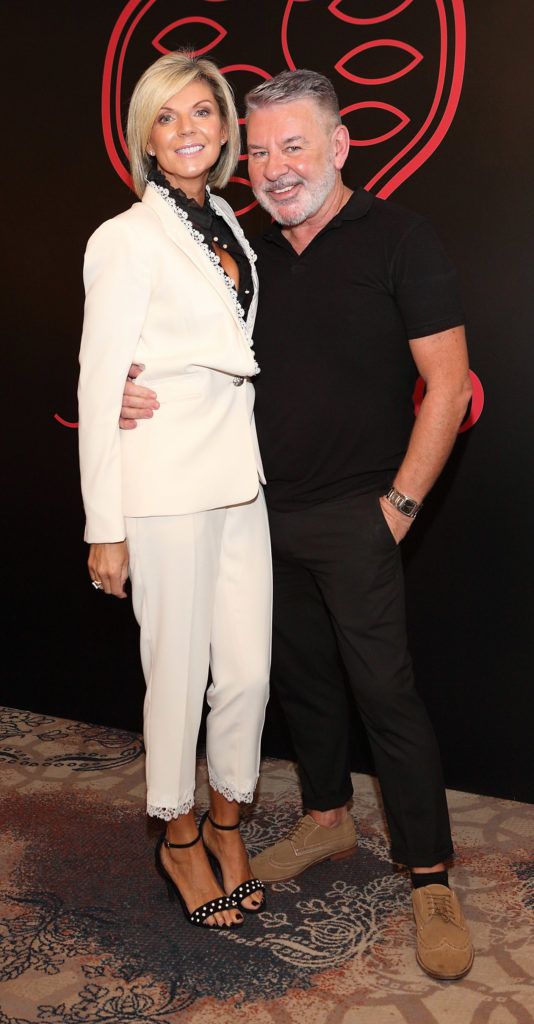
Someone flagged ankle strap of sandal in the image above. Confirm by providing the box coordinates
[206,812,240,832]
[163,831,201,849]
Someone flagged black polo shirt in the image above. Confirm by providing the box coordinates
[252,188,464,511]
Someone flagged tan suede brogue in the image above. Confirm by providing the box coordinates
[412,883,474,980]
[250,813,357,882]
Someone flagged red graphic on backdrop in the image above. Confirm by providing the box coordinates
[328,0,415,25]
[340,101,409,147]
[54,414,78,429]
[101,0,467,203]
[55,0,482,431]
[153,17,227,56]
[281,0,466,199]
[335,39,423,86]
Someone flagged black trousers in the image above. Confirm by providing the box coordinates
[268,489,453,867]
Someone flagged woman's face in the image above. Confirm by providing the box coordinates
[147,79,227,197]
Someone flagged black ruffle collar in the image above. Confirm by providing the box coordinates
[147,167,215,235]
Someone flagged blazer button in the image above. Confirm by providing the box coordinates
[232,376,245,386]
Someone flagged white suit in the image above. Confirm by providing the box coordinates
[78,184,272,818]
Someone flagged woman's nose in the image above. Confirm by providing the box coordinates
[176,118,195,136]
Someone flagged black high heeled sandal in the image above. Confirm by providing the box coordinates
[199,811,266,914]
[154,832,243,928]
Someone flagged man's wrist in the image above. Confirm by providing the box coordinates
[385,486,423,519]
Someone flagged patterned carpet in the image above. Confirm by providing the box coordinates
[0,707,533,1024]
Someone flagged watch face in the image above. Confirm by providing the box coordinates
[387,489,419,516]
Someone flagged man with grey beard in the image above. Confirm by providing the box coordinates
[120,69,474,980]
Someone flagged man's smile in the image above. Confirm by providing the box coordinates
[265,182,302,201]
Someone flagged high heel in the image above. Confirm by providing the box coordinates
[199,811,266,915]
[154,832,243,928]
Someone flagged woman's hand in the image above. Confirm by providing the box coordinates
[88,541,129,598]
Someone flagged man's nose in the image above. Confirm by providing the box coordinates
[263,152,289,181]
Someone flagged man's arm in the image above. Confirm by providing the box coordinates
[380,324,472,542]
[119,363,159,429]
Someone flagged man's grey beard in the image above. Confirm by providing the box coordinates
[254,160,337,226]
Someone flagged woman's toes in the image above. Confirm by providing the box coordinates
[241,892,263,911]
[225,909,242,927]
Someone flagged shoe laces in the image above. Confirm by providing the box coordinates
[289,817,315,843]
[425,890,455,923]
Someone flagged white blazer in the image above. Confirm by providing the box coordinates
[78,185,265,543]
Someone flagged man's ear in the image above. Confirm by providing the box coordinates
[332,124,350,170]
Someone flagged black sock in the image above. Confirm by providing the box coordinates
[411,870,449,890]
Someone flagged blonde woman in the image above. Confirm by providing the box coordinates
[78,51,271,929]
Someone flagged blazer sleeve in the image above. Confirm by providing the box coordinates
[78,214,151,543]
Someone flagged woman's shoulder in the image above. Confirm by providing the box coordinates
[86,199,161,252]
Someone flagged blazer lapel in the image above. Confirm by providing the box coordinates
[142,186,248,335]
[209,194,259,331]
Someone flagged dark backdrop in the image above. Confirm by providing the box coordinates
[3,0,533,802]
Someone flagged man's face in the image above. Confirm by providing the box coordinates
[247,99,340,226]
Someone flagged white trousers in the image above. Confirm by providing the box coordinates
[125,489,272,820]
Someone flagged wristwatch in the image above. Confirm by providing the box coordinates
[385,486,423,519]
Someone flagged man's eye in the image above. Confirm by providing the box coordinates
[250,151,267,159]
[286,146,301,153]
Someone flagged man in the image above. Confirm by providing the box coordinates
[120,70,474,980]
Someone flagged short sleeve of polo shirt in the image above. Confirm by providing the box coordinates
[391,218,464,340]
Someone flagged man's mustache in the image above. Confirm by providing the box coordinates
[262,176,304,193]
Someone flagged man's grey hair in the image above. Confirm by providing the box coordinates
[245,69,341,129]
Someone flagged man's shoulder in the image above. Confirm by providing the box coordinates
[357,190,426,237]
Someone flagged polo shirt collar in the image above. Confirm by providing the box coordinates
[262,187,374,246]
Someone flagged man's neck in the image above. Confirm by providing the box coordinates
[281,178,352,255]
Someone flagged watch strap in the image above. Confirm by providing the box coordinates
[385,487,423,519]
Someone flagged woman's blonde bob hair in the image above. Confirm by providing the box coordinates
[127,50,240,198]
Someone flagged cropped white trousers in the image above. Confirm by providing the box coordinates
[125,489,272,821]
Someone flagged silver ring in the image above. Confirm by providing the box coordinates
[92,580,104,590]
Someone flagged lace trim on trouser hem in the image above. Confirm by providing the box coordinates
[208,770,255,805]
[147,794,195,821]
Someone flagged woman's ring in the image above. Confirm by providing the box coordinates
[92,580,104,590]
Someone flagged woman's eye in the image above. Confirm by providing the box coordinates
[157,114,172,124]
[195,108,210,117]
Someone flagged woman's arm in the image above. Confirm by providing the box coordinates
[78,214,151,544]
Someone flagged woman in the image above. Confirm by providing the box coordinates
[78,51,271,929]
